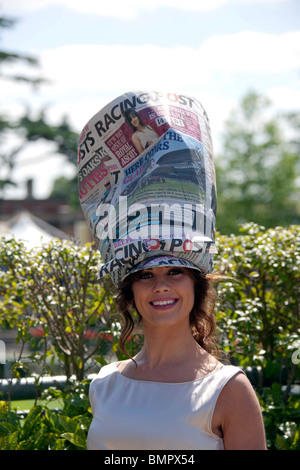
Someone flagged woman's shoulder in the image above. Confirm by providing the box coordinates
[213,370,267,449]
[91,361,119,381]
[213,367,263,429]
[217,367,254,399]
[132,132,140,141]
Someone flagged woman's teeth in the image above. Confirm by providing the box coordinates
[152,299,176,306]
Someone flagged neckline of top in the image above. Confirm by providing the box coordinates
[112,361,226,385]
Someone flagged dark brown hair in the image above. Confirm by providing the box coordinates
[116,268,225,359]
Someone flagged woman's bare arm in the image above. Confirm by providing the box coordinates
[132,134,144,154]
[213,371,267,450]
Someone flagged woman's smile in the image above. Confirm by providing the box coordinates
[150,297,179,310]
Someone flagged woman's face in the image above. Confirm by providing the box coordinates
[131,266,195,329]
[129,113,140,129]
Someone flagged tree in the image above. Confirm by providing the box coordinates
[0,16,43,86]
[18,112,79,208]
[215,91,300,234]
[18,112,78,165]
[0,15,78,199]
[0,14,46,193]
[49,175,80,210]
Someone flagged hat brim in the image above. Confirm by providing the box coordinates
[123,255,201,281]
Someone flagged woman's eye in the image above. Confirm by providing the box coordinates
[138,271,153,279]
[168,268,184,275]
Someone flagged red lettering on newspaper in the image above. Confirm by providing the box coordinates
[78,165,108,199]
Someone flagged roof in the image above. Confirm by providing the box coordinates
[0,211,72,248]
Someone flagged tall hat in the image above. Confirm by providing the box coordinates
[77,91,217,287]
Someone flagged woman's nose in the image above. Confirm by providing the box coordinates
[152,275,170,292]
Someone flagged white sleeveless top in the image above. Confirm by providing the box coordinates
[135,126,159,149]
[87,362,243,450]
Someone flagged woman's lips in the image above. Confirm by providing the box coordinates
[150,298,179,310]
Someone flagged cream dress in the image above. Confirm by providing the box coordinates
[87,361,243,450]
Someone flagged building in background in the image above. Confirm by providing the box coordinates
[0,179,91,245]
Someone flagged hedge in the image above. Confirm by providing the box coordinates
[0,223,299,449]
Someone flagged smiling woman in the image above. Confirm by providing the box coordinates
[87,256,267,450]
[78,90,266,450]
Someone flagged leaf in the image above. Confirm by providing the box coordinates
[0,430,19,450]
[21,406,43,439]
[61,428,86,449]
[51,438,66,450]
[94,356,108,367]
[291,429,300,450]
[43,408,61,433]
[58,415,77,433]
[0,421,19,435]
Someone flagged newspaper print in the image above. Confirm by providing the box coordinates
[78,91,217,286]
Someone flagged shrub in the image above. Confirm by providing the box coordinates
[214,224,299,379]
[0,380,92,450]
[214,223,300,449]
[0,224,299,449]
[0,239,118,380]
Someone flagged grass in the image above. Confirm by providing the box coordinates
[10,398,63,412]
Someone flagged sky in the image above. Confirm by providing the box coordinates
[1,0,300,199]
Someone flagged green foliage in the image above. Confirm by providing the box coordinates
[0,380,92,450]
[215,91,300,234]
[0,238,118,380]
[0,16,41,81]
[0,14,47,193]
[214,223,299,370]
[49,175,80,210]
[0,224,299,449]
[18,112,78,164]
[214,223,300,449]
[0,14,76,197]
[258,385,300,450]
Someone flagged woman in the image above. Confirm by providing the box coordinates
[80,90,266,450]
[124,108,159,154]
[87,255,267,450]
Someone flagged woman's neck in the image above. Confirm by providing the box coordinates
[135,327,202,369]
[117,323,220,382]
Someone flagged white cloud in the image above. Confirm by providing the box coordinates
[1,0,287,19]
[202,31,300,73]
[3,29,299,104]
[267,86,300,111]
[37,31,300,94]
[53,0,287,18]
[2,30,299,128]
[2,28,299,198]
[39,44,210,94]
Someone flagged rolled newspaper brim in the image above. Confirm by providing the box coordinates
[123,255,202,280]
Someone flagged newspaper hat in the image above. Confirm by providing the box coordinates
[78,91,217,287]
[123,255,201,281]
